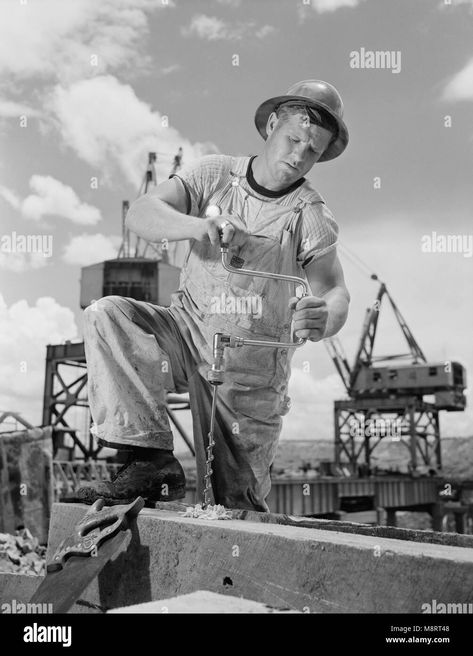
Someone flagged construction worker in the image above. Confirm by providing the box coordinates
[74,80,351,511]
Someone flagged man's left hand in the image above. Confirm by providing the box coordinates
[288,295,328,342]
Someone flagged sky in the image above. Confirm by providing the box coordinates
[0,0,472,453]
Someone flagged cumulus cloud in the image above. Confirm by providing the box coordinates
[439,0,473,9]
[46,75,218,186]
[62,233,121,266]
[281,369,347,441]
[0,252,49,273]
[1,176,102,225]
[0,99,42,118]
[160,64,182,76]
[310,0,366,11]
[442,58,473,102]
[298,0,366,19]
[182,14,277,41]
[254,25,277,39]
[183,15,227,40]
[0,0,170,84]
[0,186,21,210]
[0,294,78,424]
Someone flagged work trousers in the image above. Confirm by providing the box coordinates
[83,295,285,511]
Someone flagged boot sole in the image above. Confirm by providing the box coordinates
[61,484,186,507]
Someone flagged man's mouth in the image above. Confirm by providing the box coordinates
[282,162,298,172]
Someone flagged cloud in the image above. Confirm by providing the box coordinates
[280,369,347,441]
[47,75,219,186]
[160,64,182,76]
[1,176,102,225]
[182,14,277,41]
[439,0,473,9]
[0,99,42,118]
[0,294,78,424]
[311,0,366,10]
[183,15,227,40]
[255,25,277,39]
[62,233,121,266]
[298,0,366,18]
[442,58,473,102]
[0,186,21,210]
[0,252,49,273]
[0,0,170,84]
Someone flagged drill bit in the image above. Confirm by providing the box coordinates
[203,384,219,508]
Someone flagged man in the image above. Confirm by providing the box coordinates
[74,80,351,511]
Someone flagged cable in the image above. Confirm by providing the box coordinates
[338,241,381,282]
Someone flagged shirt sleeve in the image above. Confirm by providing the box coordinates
[297,202,339,268]
[169,154,229,217]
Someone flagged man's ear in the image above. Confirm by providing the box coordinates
[266,112,278,137]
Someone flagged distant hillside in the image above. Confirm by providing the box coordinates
[271,436,473,480]
[178,436,473,481]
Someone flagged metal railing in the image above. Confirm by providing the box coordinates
[52,460,122,501]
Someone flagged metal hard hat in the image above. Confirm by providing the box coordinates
[254,80,349,162]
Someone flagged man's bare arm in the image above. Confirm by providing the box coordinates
[125,177,204,243]
[305,249,350,338]
[125,177,249,248]
[289,248,350,341]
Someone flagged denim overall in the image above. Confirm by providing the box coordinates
[83,155,325,511]
[167,156,324,509]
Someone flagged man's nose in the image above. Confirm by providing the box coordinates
[290,148,305,168]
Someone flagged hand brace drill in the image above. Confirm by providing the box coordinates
[201,206,310,507]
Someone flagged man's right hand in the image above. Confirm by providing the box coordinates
[197,215,250,248]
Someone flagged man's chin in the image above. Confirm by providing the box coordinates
[277,167,298,184]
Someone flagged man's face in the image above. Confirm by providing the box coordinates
[264,112,333,186]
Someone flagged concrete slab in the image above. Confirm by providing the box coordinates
[154,501,473,548]
[108,590,298,613]
[42,503,473,614]
[0,573,42,607]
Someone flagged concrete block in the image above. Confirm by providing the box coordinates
[0,573,42,608]
[155,501,473,548]
[108,590,298,613]
[44,503,473,614]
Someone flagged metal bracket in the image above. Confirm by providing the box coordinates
[47,497,144,572]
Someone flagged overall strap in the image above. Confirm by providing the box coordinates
[287,185,326,233]
[205,156,243,210]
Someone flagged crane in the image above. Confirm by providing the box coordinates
[325,245,466,474]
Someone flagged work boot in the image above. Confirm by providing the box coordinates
[62,446,186,507]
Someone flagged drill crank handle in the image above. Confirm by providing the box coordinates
[221,249,309,294]
[220,248,310,348]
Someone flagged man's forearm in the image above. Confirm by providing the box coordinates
[321,286,350,339]
[126,195,204,243]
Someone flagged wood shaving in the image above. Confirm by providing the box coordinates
[179,504,232,520]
